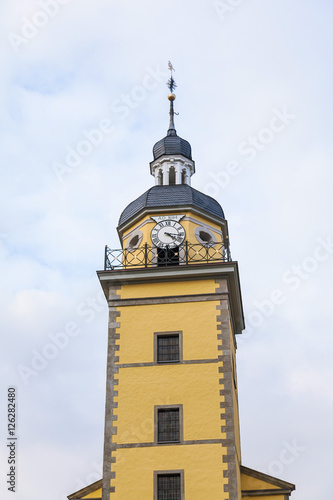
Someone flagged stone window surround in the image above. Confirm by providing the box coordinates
[154,331,183,364]
[125,229,143,251]
[194,225,217,246]
[154,404,184,445]
[153,470,185,500]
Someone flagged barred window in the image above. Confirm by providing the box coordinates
[157,473,181,500]
[157,409,180,443]
[157,334,180,363]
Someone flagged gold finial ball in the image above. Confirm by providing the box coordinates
[168,93,176,101]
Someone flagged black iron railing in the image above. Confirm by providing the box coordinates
[104,241,231,270]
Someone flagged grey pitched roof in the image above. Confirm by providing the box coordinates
[153,134,192,161]
[118,185,225,227]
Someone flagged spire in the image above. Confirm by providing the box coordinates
[167,61,177,137]
[151,62,193,165]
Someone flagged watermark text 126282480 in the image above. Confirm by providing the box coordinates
[7,387,17,493]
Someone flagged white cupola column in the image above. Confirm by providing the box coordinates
[176,164,182,185]
[155,173,160,185]
[163,164,169,185]
[186,170,191,186]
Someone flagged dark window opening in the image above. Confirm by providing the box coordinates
[169,167,176,185]
[128,235,139,249]
[157,474,181,500]
[157,409,180,443]
[157,335,180,363]
[181,170,186,185]
[157,247,179,266]
[199,230,212,244]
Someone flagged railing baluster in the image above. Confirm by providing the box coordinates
[104,245,108,270]
[145,243,148,268]
[226,236,230,262]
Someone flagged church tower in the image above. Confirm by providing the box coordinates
[68,70,295,500]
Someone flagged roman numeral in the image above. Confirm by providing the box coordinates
[152,237,162,247]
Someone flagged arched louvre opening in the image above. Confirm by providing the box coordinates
[169,166,176,185]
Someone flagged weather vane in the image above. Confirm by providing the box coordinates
[167,61,177,93]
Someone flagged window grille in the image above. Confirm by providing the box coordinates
[157,335,180,363]
[157,473,181,500]
[158,409,180,443]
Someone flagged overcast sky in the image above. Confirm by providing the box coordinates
[1,1,332,499]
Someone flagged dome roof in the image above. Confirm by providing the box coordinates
[153,132,192,161]
[118,185,225,227]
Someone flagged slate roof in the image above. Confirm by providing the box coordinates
[118,185,225,227]
[153,134,192,161]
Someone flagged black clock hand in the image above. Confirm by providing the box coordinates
[165,232,177,239]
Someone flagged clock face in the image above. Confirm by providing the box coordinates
[151,220,185,248]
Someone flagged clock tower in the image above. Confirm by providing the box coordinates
[68,71,295,500]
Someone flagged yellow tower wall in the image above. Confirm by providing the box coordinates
[99,272,243,499]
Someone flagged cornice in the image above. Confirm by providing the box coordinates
[97,261,245,334]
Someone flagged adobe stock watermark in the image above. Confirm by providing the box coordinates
[239,236,333,344]
[213,0,246,21]
[52,65,167,182]
[205,107,296,197]
[262,439,306,477]
[8,0,72,53]
[17,290,107,385]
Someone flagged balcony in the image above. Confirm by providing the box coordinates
[104,241,231,270]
